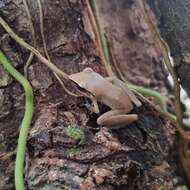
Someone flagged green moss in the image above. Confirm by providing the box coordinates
[65,126,85,145]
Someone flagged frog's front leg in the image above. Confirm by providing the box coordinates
[90,95,100,114]
[97,109,138,129]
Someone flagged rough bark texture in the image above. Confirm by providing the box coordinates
[147,0,190,96]
[95,0,168,93]
[0,0,187,189]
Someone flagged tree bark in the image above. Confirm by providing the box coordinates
[0,0,186,189]
[147,0,190,96]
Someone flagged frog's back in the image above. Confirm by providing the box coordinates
[69,68,133,111]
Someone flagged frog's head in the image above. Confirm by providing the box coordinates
[69,67,94,90]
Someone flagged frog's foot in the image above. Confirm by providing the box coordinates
[97,110,138,129]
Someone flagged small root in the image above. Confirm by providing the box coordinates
[37,0,79,97]
[22,0,36,78]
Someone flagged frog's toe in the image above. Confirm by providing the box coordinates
[97,114,138,127]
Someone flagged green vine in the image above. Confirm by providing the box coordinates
[0,50,34,190]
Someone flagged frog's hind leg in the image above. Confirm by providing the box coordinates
[97,109,138,129]
[106,77,142,107]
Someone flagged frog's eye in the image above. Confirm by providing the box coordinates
[83,67,93,73]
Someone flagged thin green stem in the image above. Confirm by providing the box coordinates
[0,50,34,190]
[128,83,167,111]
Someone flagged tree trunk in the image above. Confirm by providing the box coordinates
[0,0,187,189]
[147,0,190,96]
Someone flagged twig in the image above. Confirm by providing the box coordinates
[0,150,16,161]
[138,0,184,133]
[22,0,36,77]
[138,0,190,184]
[36,0,79,97]
[86,0,113,76]
[36,0,50,62]
[0,16,69,80]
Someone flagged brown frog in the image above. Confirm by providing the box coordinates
[69,68,141,128]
